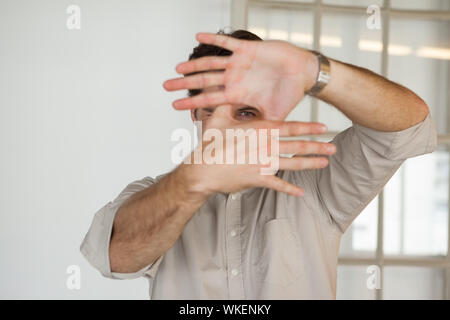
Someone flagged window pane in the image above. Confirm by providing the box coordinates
[324,0,383,7]
[266,8,291,41]
[388,18,450,135]
[384,148,449,256]
[289,9,314,50]
[339,196,378,257]
[383,267,445,299]
[248,6,314,49]
[248,6,314,120]
[391,0,450,10]
[286,95,312,122]
[319,12,382,131]
[321,12,382,72]
[247,5,268,39]
[337,265,377,299]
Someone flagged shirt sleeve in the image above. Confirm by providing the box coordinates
[295,112,438,234]
[80,176,164,280]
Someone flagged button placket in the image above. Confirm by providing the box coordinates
[225,192,245,299]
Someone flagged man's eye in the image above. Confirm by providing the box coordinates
[237,110,256,119]
[201,110,213,118]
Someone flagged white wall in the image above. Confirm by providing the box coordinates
[0,0,230,299]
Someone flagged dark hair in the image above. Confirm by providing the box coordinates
[186,29,262,98]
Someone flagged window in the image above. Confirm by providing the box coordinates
[233,0,450,299]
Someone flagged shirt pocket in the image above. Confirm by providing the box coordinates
[255,218,303,287]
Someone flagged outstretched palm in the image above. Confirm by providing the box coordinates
[163,33,316,120]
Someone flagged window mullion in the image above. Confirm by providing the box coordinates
[310,0,322,126]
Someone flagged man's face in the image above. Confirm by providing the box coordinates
[190,85,264,133]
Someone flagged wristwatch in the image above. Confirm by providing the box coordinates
[306,51,331,97]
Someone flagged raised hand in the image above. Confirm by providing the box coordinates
[163,32,318,120]
[182,119,336,198]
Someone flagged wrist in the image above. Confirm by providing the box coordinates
[172,163,214,200]
[302,49,320,94]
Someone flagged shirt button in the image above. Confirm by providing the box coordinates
[231,268,239,276]
[231,193,239,200]
[230,230,237,237]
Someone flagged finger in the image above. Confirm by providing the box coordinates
[196,32,241,52]
[279,156,329,171]
[271,121,328,137]
[172,90,227,110]
[175,56,230,75]
[235,120,328,137]
[163,72,225,91]
[260,175,304,197]
[279,140,336,156]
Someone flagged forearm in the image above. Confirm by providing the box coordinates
[313,57,429,132]
[109,164,209,273]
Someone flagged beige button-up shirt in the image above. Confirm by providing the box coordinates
[80,114,437,299]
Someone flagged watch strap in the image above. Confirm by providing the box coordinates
[306,51,331,97]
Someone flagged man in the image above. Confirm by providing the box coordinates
[80,29,437,299]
